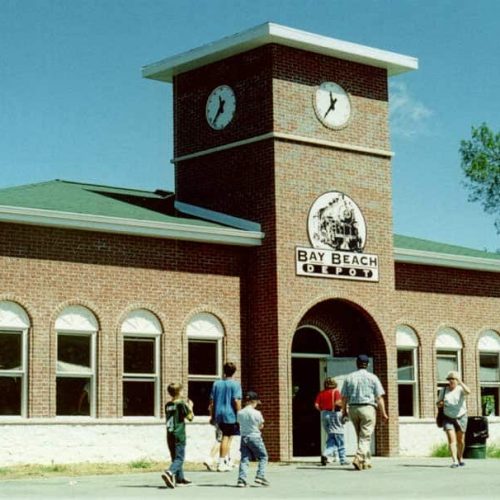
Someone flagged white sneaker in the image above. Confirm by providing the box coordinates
[217,460,231,472]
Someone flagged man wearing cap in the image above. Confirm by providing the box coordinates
[341,354,388,470]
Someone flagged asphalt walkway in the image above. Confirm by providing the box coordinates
[1,458,499,499]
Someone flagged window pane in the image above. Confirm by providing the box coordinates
[292,328,330,354]
[480,353,499,382]
[57,335,91,372]
[0,332,22,370]
[189,340,217,375]
[56,377,91,416]
[0,377,22,415]
[397,350,414,381]
[124,338,155,374]
[188,380,213,416]
[481,387,499,417]
[436,351,458,381]
[398,384,414,417]
[123,380,155,416]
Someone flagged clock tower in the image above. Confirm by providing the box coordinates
[144,23,417,459]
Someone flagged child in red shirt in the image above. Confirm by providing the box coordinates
[314,377,348,465]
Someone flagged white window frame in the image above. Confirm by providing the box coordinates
[436,327,463,387]
[478,330,500,417]
[396,325,419,418]
[55,306,97,418]
[187,313,224,419]
[121,309,162,418]
[0,302,30,418]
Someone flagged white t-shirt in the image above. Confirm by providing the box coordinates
[442,386,467,419]
[237,405,264,437]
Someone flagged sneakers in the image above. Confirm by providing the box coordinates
[217,462,231,472]
[203,461,216,471]
[237,479,247,488]
[177,478,192,486]
[450,463,459,468]
[459,461,466,467]
[340,460,350,466]
[161,471,176,489]
[352,457,363,471]
[255,477,270,487]
[320,455,328,466]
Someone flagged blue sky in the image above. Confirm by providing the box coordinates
[1,0,499,251]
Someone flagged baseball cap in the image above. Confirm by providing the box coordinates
[245,391,260,402]
[357,354,369,364]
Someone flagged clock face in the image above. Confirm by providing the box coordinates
[205,85,236,130]
[314,82,352,129]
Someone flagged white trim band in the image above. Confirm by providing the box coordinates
[394,247,500,273]
[0,205,264,247]
[143,22,418,81]
[172,131,394,164]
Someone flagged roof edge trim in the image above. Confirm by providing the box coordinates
[142,22,418,82]
[394,247,500,273]
[0,205,263,247]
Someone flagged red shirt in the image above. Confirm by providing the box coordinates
[315,388,341,411]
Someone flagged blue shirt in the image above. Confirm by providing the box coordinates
[210,378,242,424]
[341,369,385,408]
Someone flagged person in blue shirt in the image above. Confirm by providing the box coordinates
[209,362,242,471]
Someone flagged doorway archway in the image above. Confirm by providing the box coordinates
[291,299,387,457]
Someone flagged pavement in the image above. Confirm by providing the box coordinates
[1,457,499,500]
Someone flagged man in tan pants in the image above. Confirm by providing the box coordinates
[341,354,388,470]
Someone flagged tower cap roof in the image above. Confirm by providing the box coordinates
[142,22,418,82]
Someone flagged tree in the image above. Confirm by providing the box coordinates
[459,123,500,233]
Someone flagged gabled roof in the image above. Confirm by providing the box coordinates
[0,180,263,247]
[142,22,418,82]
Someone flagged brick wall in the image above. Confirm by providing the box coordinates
[0,222,244,418]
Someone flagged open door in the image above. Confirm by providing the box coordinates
[323,357,375,456]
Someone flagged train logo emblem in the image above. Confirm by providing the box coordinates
[308,192,366,252]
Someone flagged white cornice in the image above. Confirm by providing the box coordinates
[394,247,500,273]
[172,131,393,164]
[0,205,264,247]
[143,22,418,82]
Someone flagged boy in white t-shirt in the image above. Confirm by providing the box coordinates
[236,391,269,488]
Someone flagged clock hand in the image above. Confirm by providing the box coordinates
[324,95,337,119]
[212,96,226,125]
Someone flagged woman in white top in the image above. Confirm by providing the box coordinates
[436,371,471,468]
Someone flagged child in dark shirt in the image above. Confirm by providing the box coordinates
[161,383,194,488]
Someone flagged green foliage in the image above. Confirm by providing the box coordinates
[129,458,154,469]
[459,123,500,234]
[430,442,449,457]
[431,441,500,458]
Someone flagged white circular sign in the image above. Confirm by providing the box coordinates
[307,192,366,251]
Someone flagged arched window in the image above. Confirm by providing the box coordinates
[478,330,500,417]
[291,327,332,356]
[55,306,97,417]
[121,309,162,417]
[0,301,30,416]
[187,313,224,417]
[396,325,419,417]
[436,327,463,387]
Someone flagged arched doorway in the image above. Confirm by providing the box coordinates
[291,299,387,458]
[291,326,332,456]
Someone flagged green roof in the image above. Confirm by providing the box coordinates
[0,180,221,229]
[0,180,497,261]
[394,234,500,262]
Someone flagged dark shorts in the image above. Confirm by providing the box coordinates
[218,422,240,436]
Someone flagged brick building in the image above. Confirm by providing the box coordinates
[0,23,499,465]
